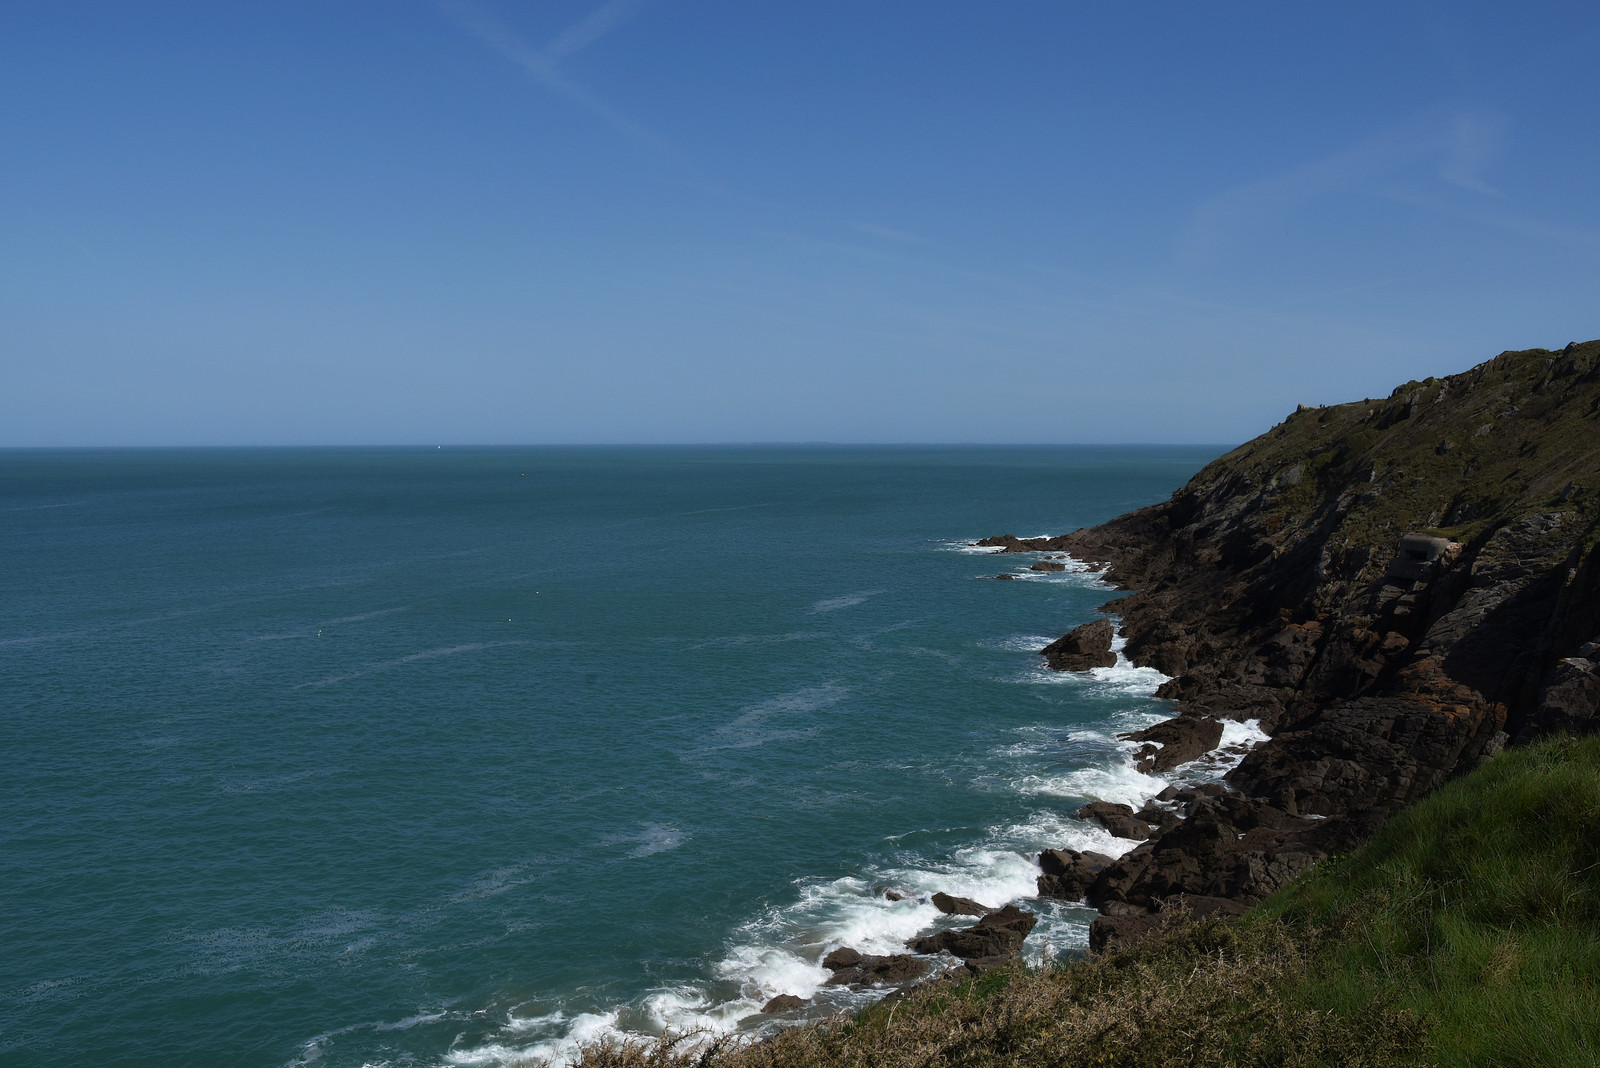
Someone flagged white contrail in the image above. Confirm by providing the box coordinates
[438,0,672,155]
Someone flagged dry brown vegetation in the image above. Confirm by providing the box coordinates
[567,916,1424,1068]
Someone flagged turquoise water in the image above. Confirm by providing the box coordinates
[1,446,1225,1067]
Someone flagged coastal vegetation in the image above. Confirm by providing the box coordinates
[571,733,1600,1067]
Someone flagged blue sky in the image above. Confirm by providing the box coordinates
[3,1,1597,445]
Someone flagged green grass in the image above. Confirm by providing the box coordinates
[564,735,1600,1068]
[1266,733,1600,1068]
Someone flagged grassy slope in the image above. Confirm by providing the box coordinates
[1181,343,1600,570]
[572,736,1600,1068]
[1266,733,1600,1067]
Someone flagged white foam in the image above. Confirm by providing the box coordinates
[810,590,885,613]
[1016,763,1170,811]
[1170,718,1270,784]
[623,823,690,858]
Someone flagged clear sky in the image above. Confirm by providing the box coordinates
[3,2,1597,446]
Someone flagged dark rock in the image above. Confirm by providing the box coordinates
[821,947,862,971]
[1036,848,1115,900]
[1075,801,1150,840]
[1135,803,1182,832]
[1086,798,1339,911]
[976,534,1074,554]
[910,905,1038,959]
[1089,913,1167,954]
[931,892,991,917]
[1029,560,1067,572]
[1516,656,1600,741]
[1041,619,1118,671]
[761,994,807,1013]
[823,953,930,987]
[994,573,1017,580]
[883,889,908,901]
[1123,714,1225,773]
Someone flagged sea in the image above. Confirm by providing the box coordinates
[0,444,1256,1068]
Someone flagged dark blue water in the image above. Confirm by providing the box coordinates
[1,446,1228,1067]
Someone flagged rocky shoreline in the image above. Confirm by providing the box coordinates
[758,340,1600,1006]
[988,340,1600,954]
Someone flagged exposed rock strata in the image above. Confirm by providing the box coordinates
[1017,340,1600,948]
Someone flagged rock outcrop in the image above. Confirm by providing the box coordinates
[931,892,991,917]
[822,948,930,987]
[1041,619,1118,671]
[1009,340,1600,949]
[909,905,1038,959]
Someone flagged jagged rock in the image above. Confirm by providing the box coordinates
[976,534,1073,554]
[1123,714,1225,773]
[994,573,1017,580]
[1086,797,1346,910]
[1075,801,1150,840]
[910,905,1038,959]
[1029,560,1067,572]
[1036,848,1115,900]
[1134,803,1183,832]
[761,994,806,1012]
[1041,619,1117,671]
[823,953,930,987]
[931,892,990,916]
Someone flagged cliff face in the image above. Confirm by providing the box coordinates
[1019,340,1600,925]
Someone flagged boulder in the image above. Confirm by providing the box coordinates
[1041,619,1118,671]
[1029,561,1067,572]
[931,892,991,917]
[910,904,1037,959]
[1075,801,1151,840]
[995,573,1017,580]
[761,994,807,1013]
[1036,848,1115,900]
[821,947,862,971]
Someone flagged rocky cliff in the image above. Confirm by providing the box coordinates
[1011,340,1600,934]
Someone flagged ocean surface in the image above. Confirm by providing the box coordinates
[0,445,1246,1068]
